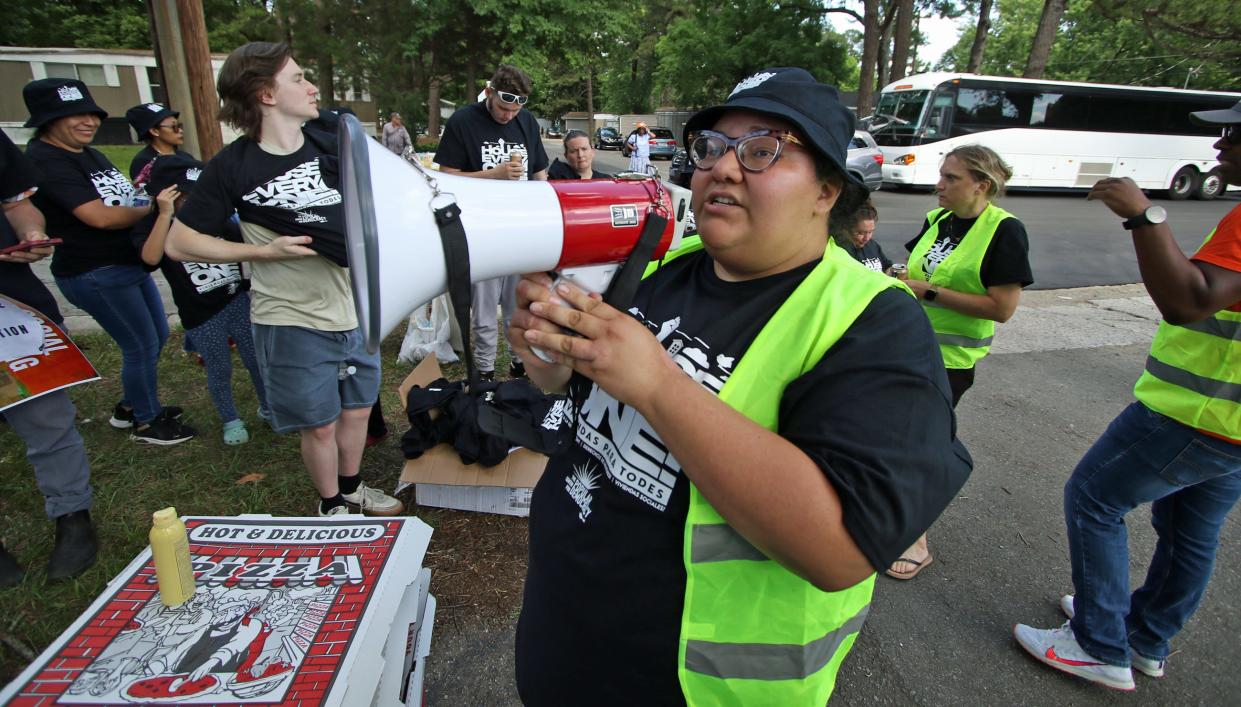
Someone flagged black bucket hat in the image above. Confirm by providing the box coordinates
[126,103,179,138]
[1191,99,1241,126]
[147,153,205,196]
[683,67,863,189]
[23,78,107,129]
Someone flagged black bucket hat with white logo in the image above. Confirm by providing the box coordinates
[126,102,179,138]
[683,67,863,188]
[23,78,107,129]
[1191,99,1241,126]
[147,153,205,196]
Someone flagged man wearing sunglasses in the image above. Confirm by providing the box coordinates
[1013,101,1241,691]
[437,63,549,380]
[125,103,192,190]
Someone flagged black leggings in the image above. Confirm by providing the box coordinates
[946,366,975,408]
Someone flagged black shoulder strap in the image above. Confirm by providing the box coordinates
[433,202,477,385]
[602,211,669,309]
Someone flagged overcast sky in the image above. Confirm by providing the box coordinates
[827,7,967,70]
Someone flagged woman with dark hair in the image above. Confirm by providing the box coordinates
[510,67,971,704]
[889,144,1033,580]
[22,77,195,445]
[547,130,610,180]
[125,102,191,189]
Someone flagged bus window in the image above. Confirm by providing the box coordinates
[923,90,955,139]
[953,87,1031,134]
[871,89,928,142]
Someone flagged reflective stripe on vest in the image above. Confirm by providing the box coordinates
[649,238,910,704]
[907,204,1014,369]
[1134,230,1241,441]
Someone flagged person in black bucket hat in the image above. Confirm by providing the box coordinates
[22,77,197,446]
[125,102,191,185]
[510,67,971,704]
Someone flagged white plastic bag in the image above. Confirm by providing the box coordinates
[397,295,459,364]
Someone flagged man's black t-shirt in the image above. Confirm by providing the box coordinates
[25,140,141,278]
[435,101,549,178]
[131,212,246,329]
[516,250,972,704]
[905,210,1033,287]
[0,132,62,323]
[841,238,892,273]
[547,158,610,180]
[175,130,348,266]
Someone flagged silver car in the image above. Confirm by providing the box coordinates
[846,130,884,192]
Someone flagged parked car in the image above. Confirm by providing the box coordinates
[625,127,678,160]
[668,130,884,191]
[594,127,624,150]
[546,124,564,139]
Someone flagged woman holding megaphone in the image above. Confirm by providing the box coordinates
[510,68,973,704]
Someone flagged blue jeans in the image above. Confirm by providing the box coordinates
[56,265,169,423]
[1064,401,1241,666]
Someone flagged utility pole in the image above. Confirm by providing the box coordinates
[149,0,222,160]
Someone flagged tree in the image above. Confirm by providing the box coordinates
[1023,0,1067,78]
[888,0,916,82]
[966,0,994,72]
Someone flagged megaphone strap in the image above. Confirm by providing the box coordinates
[432,201,477,386]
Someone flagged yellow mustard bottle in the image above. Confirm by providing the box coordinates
[150,507,196,606]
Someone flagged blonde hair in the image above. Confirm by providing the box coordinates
[945,145,1013,200]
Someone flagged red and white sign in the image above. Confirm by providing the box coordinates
[0,295,99,413]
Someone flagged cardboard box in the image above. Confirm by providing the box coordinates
[395,355,547,516]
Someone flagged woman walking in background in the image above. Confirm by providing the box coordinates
[888,144,1033,579]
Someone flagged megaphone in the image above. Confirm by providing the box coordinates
[338,114,692,353]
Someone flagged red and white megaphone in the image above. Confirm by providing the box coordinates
[338,114,692,353]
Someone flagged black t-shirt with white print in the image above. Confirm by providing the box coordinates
[842,238,892,273]
[175,129,348,266]
[0,131,62,322]
[26,140,142,278]
[515,250,972,704]
[434,101,549,179]
[131,212,246,329]
[905,211,1033,288]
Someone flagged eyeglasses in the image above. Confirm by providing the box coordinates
[494,90,528,106]
[159,122,184,132]
[1223,124,1241,146]
[688,129,805,173]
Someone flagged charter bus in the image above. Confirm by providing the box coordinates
[867,73,1239,200]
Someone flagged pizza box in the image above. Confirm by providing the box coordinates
[403,595,436,707]
[0,515,433,706]
[395,355,547,517]
[373,568,432,707]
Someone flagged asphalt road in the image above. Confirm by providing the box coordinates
[563,139,1241,291]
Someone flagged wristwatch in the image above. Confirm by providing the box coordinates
[923,288,939,302]
[1122,206,1168,231]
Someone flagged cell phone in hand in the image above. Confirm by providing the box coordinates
[0,238,63,255]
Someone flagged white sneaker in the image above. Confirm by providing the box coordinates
[341,480,404,516]
[318,504,351,517]
[1013,622,1136,691]
[1059,595,1166,678]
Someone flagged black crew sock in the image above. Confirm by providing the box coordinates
[320,495,347,514]
[338,474,362,496]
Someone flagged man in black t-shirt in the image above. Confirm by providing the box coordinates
[166,42,402,518]
[0,130,99,586]
[436,63,550,380]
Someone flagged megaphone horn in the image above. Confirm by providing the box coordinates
[338,113,691,353]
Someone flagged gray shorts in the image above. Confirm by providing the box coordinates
[252,324,380,434]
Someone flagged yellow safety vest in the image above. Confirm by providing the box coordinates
[1134,227,1241,442]
[646,237,912,704]
[907,204,1015,369]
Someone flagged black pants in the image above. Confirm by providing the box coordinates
[946,366,975,408]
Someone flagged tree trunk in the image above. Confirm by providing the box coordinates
[856,0,881,116]
[1024,0,1067,78]
[876,20,894,91]
[888,0,915,83]
[966,0,993,73]
[586,66,596,137]
[427,76,442,139]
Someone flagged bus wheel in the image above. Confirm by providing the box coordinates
[1194,168,1225,201]
[1166,166,1199,201]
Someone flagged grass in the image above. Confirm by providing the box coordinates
[0,326,528,682]
[92,145,143,174]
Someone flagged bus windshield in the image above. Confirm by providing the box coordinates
[869,89,928,141]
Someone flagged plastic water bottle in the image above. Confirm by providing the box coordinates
[130,186,151,208]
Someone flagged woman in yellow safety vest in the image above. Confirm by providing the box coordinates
[889,145,1033,580]
[508,67,972,705]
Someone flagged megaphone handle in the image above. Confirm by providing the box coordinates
[530,265,620,364]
